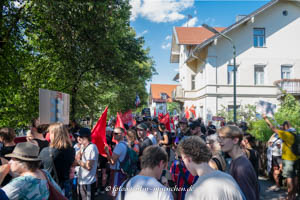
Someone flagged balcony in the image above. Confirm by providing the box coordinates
[274,79,300,97]
[172,85,184,102]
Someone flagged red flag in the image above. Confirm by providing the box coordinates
[185,107,190,119]
[159,113,171,132]
[154,107,156,117]
[115,112,127,135]
[91,107,111,157]
[189,105,196,118]
[120,110,134,127]
[170,117,175,132]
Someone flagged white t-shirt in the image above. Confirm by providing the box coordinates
[110,141,127,170]
[78,143,99,185]
[271,136,282,156]
[185,170,245,200]
[116,175,173,200]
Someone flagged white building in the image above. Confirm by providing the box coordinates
[171,0,300,122]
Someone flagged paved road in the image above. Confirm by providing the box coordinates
[96,176,288,200]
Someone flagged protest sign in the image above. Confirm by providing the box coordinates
[39,88,70,124]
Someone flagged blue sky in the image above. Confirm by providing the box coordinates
[129,0,269,91]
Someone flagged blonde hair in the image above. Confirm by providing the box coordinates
[48,123,72,149]
[218,125,243,144]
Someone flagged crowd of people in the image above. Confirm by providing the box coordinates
[0,114,298,200]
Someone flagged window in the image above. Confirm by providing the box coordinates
[191,75,196,90]
[227,65,235,84]
[160,93,167,100]
[281,66,292,79]
[253,28,265,47]
[254,65,265,85]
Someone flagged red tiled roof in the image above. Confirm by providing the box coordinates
[150,84,178,102]
[175,27,226,45]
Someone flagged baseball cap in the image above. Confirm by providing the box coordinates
[77,128,91,137]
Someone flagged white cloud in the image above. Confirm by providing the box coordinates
[130,0,194,23]
[137,30,148,37]
[165,35,172,40]
[181,17,198,27]
[161,42,171,50]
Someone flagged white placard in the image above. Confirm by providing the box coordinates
[256,100,277,118]
[39,88,70,124]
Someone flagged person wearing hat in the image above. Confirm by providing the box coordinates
[39,122,75,199]
[75,127,99,200]
[175,119,191,143]
[1,142,62,199]
[137,123,156,156]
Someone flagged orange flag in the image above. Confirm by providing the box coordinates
[91,107,111,157]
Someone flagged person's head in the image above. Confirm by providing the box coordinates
[217,125,243,153]
[36,124,49,136]
[77,127,92,144]
[136,123,147,139]
[140,145,168,179]
[113,127,125,141]
[179,119,188,130]
[241,132,256,149]
[189,121,201,135]
[6,142,41,174]
[206,134,221,153]
[282,121,291,130]
[0,128,16,144]
[126,129,137,143]
[158,123,166,132]
[177,136,212,176]
[208,121,212,126]
[48,123,72,149]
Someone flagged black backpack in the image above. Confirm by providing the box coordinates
[290,131,300,156]
[118,142,139,177]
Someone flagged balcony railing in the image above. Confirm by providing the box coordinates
[274,79,300,95]
[172,85,184,101]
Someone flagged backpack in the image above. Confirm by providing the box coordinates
[290,131,300,156]
[119,142,139,177]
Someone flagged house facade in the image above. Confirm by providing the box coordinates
[171,0,300,122]
[149,84,178,116]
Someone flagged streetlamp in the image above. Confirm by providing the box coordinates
[202,23,237,123]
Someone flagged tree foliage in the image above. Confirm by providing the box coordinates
[0,0,155,128]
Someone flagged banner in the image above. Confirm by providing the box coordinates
[39,88,70,124]
[256,100,277,118]
[189,105,196,118]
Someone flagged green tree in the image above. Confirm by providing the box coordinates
[167,102,180,115]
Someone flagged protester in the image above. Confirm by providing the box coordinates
[206,134,226,171]
[39,122,75,199]
[0,127,16,186]
[207,121,216,136]
[29,124,49,152]
[241,133,259,177]
[116,145,173,200]
[158,123,171,158]
[75,127,99,200]
[218,125,259,200]
[267,132,283,191]
[177,136,246,200]
[176,119,191,143]
[1,142,62,199]
[170,153,198,200]
[263,116,299,200]
[105,127,127,198]
[126,129,140,154]
[137,123,156,155]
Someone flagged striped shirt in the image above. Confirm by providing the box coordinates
[170,159,198,200]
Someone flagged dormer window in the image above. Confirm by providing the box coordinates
[160,93,167,100]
